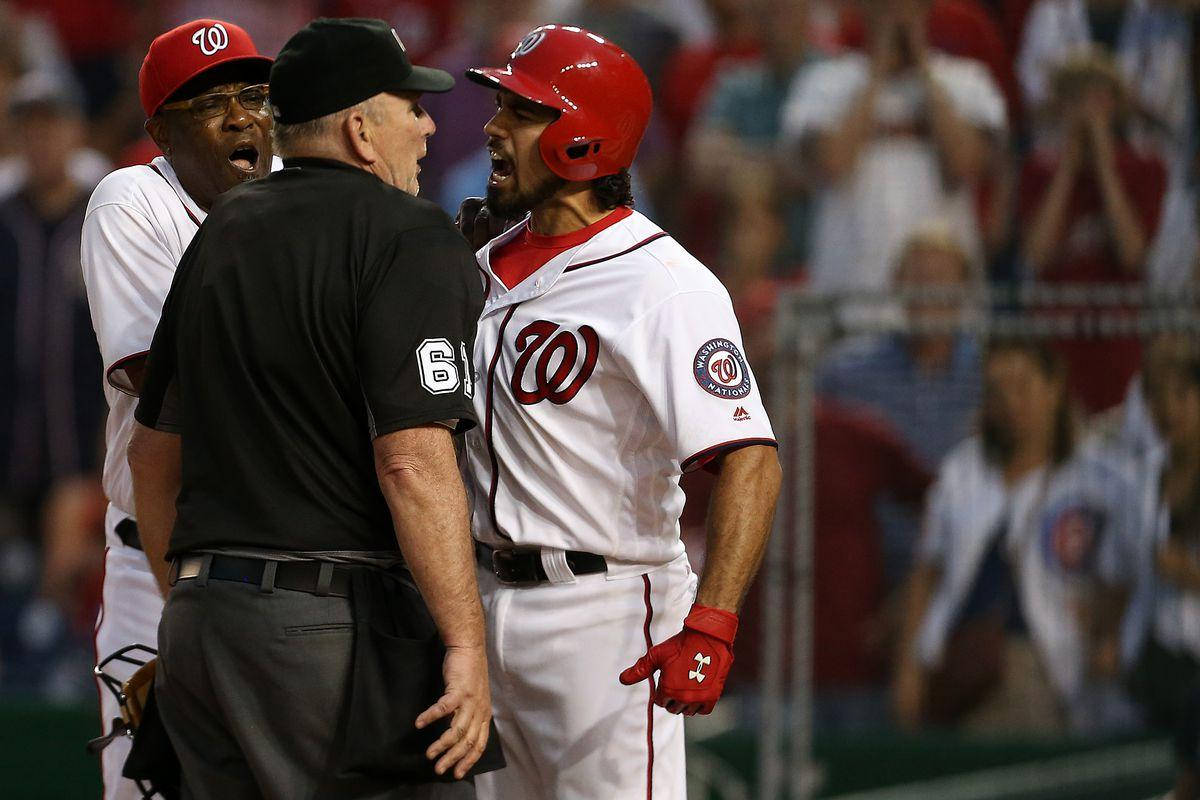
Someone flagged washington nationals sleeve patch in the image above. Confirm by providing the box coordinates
[693,338,752,399]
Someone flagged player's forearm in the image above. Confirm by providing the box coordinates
[375,426,485,650]
[127,422,180,597]
[696,444,782,612]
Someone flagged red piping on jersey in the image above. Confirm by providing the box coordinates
[480,230,670,540]
[641,573,655,800]
[561,232,670,273]
[475,260,493,298]
[105,349,151,397]
[485,304,520,541]
[681,437,779,473]
[146,163,202,227]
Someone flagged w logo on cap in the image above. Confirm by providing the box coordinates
[512,30,546,58]
[191,23,229,56]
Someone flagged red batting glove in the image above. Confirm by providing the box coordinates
[618,604,738,716]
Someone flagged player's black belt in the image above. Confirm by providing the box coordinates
[169,553,352,598]
[475,541,607,585]
[115,518,143,551]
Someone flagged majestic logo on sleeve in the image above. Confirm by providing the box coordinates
[511,321,599,405]
[191,23,229,56]
[693,338,751,399]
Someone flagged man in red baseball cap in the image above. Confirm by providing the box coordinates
[140,18,275,208]
[80,18,273,800]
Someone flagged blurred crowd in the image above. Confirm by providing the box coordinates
[2,0,1200,777]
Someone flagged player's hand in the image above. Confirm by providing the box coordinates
[415,643,493,779]
[619,604,738,716]
[455,197,519,251]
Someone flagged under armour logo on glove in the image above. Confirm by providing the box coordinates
[689,653,710,683]
[619,604,738,716]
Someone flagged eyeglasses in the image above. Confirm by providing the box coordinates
[159,84,270,121]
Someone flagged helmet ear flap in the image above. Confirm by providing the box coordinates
[540,136,601,181]
[539,114,614,182]
[564,141,595,160]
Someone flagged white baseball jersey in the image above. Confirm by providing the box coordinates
[463,209,776,575]
[915,436,1141,726]
[464,208,774,800]
[80,155,205,800]
[82,155,207,523]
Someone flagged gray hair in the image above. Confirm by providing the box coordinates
[271,97,381,158]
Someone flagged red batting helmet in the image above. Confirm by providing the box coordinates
[466,25,653,182]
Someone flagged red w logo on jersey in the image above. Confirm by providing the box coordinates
[511,320,599,405]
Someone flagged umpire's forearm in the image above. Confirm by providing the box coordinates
[375,426,485,649]
[128,422,181,597]
[696,445,782,612]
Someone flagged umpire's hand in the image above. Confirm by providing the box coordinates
[455,197,520,250]
[415,643,493,779]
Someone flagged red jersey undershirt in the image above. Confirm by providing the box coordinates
[490,206,633,290]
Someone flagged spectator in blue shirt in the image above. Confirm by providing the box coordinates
[818,226,983,579]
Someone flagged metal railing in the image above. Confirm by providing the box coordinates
[757,282,1200,800]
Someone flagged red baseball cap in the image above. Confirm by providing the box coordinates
[139,19,273,118]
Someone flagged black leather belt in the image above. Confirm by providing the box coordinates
[474,541,607,585]
[115,518,143,551]
[169,554,352,598]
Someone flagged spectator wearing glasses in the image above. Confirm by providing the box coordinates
[78,19,273,799]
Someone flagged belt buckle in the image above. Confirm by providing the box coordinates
[491,547,542,586]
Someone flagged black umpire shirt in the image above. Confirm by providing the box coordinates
[135,158,483,557]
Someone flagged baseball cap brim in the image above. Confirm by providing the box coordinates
[395,64,455,94]
[466,67,561,111]
[156,53,273,112]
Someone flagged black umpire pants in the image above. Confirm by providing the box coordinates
[155,575,473,800]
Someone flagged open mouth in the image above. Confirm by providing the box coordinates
[228,143,260,174]
[488,151,514,186]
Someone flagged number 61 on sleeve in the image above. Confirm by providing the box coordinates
[416,338,473,398]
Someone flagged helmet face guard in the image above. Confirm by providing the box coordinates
[467,25,653,182]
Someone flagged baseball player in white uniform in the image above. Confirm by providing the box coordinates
[459,25,783,800]
[80,20,273,798]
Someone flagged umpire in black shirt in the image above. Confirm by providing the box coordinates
[129,18,495,798]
